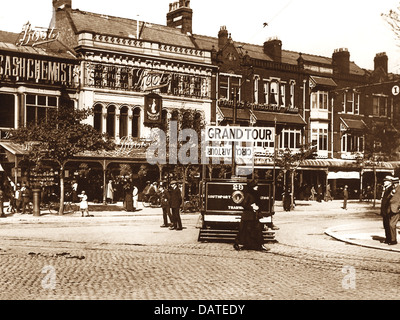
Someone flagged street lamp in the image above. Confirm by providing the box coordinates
[272,116,277,213]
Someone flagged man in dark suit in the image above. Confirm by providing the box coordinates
[381,176,395,244]
[169,181,183,231]
[388,177,400,245]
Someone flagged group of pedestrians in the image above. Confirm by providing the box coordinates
[380,176,400,245]
[1,179,33,215]
[159,180,183,231]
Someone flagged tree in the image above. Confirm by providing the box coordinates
[10,89,115,215]
[382,7,400,45]
[358,120,400,207]
[275,144,316,210]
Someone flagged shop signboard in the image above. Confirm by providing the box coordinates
[205,181,272,215]
[144,93,162,126]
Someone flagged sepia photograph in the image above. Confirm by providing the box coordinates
[0,0,399,309]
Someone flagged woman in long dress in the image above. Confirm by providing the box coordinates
[234,180,269,251]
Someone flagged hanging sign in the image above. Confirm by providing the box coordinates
[144,93,162,126]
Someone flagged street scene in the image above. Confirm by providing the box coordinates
[1,0,400,304]
[0,198,399,302]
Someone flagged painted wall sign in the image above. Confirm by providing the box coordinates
[0,53,79,87]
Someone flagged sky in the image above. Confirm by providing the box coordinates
[1,0,400,73]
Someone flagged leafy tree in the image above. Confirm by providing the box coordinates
[357,120,400,207]
[10,89,115,214]
[275,144,316,209]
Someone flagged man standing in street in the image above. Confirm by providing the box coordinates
[169,181,183,231]
[342,185,349,210]
[21,183,32,214]
[0,186,5,217]
[388,177,400,245]
[159,184,173,228]
[381,176,395,244]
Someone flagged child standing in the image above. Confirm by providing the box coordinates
[78,190,89,217]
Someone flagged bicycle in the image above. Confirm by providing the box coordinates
[183,195,201,213]
[143,194,161,208]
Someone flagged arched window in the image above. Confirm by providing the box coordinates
[131,108,141,138]
[106,105,116,138]
[119,106,128,138]
[93,104,103,133]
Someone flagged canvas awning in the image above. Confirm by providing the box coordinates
[340,118,366,131]
[252,110,306,126]
[310,76,337,89]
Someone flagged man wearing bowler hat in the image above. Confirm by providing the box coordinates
[381,176,395,244]
[169,181,183,230]
[388,177,400,245]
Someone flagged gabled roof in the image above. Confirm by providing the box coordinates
[0,30,77,60]
[68,9,197,48]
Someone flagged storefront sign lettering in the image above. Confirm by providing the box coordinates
[86,62,210,99]
[17,22,60,47]
[0,54,79,87]
[218,98,298,114]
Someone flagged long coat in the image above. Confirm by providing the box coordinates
[168,187,182,209]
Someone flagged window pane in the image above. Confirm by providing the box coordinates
[48,96,57,107]
[38,95,46,106]
[26,106,36,125]
[0,94,15,128]
[26,95,36,105]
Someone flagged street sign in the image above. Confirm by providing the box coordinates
[205,126,275,143]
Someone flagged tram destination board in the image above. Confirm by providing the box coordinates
[205,181,272,215]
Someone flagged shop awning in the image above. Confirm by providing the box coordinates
[340,118,366,131]
[0,141,27,156]
[328,171,360,180]
[218,107,251,121]
[310,76,337,89]
[252,110,307,126]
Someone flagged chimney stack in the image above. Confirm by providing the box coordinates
[374,52,388,74]
[166,0,193,35]
[218,26,229,49]
[263,37,282,63]
[332,48,350,74]
[51,0,71,28]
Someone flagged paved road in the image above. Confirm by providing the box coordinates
[0,200,399,301]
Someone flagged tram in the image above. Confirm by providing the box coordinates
[197,178,276,243]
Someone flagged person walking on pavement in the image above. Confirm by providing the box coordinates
[388,177,400,245]
[78,190,90,217]
[21,183,32,214]
[132,185,138,211]
[159,184,173,228]
[106,179,115,204]
[342,185,349,210]
[234,180,269,252]
[169,181,183,230]
[14,183,22,213]
[381,176,395,244]
[325,184,333,202]
[309,186,316,201]
[0,186,5,217]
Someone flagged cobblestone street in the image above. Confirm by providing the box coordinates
[0,200,399,301]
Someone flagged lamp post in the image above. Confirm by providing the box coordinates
[272,116,277,213]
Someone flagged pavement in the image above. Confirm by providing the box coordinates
[0,199,399,253]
